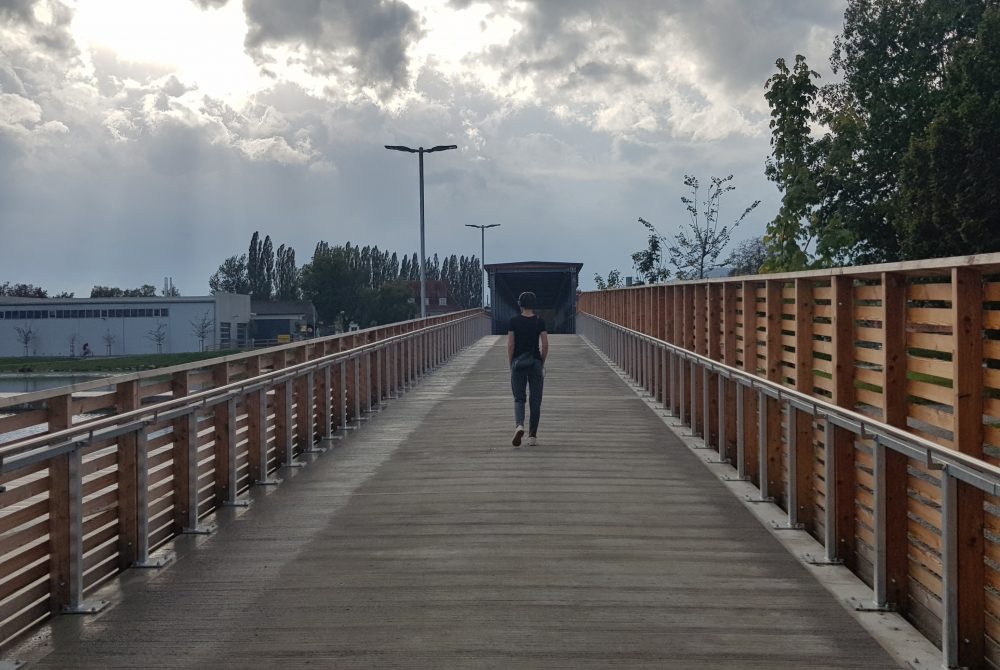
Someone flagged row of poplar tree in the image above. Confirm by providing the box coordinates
[208,232,483,329]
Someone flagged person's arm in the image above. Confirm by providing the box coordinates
[539,331,549,363]
[507,331,515,363]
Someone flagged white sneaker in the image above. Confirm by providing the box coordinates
[527,436,537,447]
[512,425,524,447]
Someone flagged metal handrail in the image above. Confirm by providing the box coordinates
[0,313,484,466]
[579,312,1000,496]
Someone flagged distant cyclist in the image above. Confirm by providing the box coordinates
[507,291,548,447]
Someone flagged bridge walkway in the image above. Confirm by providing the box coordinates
[6,336,899,669]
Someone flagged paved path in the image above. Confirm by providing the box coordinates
[6,336,899,669]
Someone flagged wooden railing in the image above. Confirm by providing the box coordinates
[0,310,491,648]
[578,253,1000,670]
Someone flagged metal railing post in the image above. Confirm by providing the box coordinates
[941,467,959,669]
[256,387,282,484]
[133,426,174,568]
[182,412,214,533]
[221,397,251,504]
[747,389,773,503]
[61,445,109,614]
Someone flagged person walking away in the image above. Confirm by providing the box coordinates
[507,291,548,447]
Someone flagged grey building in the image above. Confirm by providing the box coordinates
[0,293,251,357]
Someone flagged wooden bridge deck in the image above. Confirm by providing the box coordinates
[6,336,899,669]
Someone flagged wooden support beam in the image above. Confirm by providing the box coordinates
[47,393,72,611]
[707,284,721,447]
[951,266,985,669]
[170,371,193,533]
[722,282,738,456]
[741,280,759,484]
[116,380,140,569]
[879,272,910,613]
[763,280,783,503]
[793,278,816,532]
[831,275,857,569]
[212,362,233,503]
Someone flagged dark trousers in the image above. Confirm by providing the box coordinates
[511,359,544,435]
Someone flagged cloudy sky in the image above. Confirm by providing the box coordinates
[0,0,844,296]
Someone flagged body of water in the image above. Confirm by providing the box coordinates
[0,373,111,395]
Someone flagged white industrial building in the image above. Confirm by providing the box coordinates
[0,294,251,357]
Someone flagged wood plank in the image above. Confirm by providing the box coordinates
[3,336,902,670]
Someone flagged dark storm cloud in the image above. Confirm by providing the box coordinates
[481,0,842,98]
[0,0,35,23]
[242,0,422,94]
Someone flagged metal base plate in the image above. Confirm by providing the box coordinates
[255,478,282,486]
[705,458,731,465]
[854,603,894,613]
[182,524,216,535]
[722,475,750,482]
[803,552,844,565]
[769,520,805,531]
[745,495,776,504]
[220,499,251,508]
[133,552,175,569]
[282,461,307,469]
[62,599,109,614]
[302,446,327,454]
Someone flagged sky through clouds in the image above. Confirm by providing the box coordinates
[0,0,845,295]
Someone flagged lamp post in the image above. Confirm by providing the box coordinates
[385,143,458,319]
[465,224,500,308]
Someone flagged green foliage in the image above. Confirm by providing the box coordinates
[275,244,299,300]
[90,284,157,298]
[630,218,671,284]
[299,241,482,328]
[726,237,770,276]
[593,270,623,290]
[209,254,250,294]
[898,7,1000,258]
[762,55,819,272]
[0,282,48,298]
[765,0,996,265]
[247,231,274,300]
[667,175,759,279]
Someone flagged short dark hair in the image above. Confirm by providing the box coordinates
[518,291,537,309]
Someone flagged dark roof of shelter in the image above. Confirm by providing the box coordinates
[251,300,317,316]
[484,261,583,272]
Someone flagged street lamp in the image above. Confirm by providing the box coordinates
[385,143,458,319]
[465,224,500,308]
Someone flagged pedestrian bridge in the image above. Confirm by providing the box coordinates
[4,253,1000,669]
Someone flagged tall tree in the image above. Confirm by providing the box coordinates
[274,244,299,301]
[657,175,759,280]
[247,232,274,300]
[90,285,157,298]
[898,6,1000,258]
[762,55,820,271]
[630,218,671,284]
[209,254,250,294]
[727,237,770,276]
[777,0,993,264]
[0,282,47,298]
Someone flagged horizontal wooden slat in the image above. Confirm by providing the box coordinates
[908,308,954,328]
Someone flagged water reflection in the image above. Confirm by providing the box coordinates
[0,373,111,394]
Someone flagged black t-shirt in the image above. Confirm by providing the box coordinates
[509,314,546,360]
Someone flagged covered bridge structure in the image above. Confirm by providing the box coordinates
[485,261,582,335]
